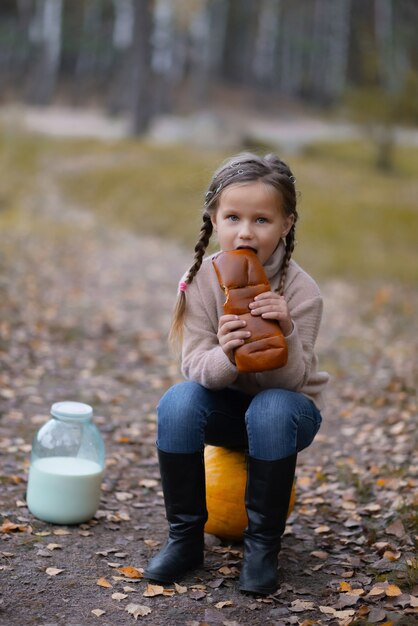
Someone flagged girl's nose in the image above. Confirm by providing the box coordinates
[239,222,253,239]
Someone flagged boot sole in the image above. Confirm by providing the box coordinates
[239,583,276,596]
[144,559,203,585]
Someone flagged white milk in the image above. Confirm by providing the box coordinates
[27,456,103,525]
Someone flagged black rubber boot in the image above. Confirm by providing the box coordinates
[239,454,297,596]
[144,449,208,584]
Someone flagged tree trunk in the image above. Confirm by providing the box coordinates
[107,0,134,114]
[324,0,351,100]
[26,0,63,105]
[374,0,396,91]
[130,0,154,135]
[253,0,281,89]
[189,1,212,106]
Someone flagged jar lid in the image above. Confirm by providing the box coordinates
[51,401,93,420]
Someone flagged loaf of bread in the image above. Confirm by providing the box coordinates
[212,249,288,373]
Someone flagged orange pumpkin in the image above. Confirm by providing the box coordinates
[204,445,296,541]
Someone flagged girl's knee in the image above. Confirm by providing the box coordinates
[157,382,206,453]
[157,381,205,427]
[245,389,309,442]
[247,389,297,421]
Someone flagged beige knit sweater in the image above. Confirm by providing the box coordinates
[181,241,329,411]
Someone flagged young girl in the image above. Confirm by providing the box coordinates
[144,152,329,595]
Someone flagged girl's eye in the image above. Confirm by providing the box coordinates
[227,215,239,222]
[256,217,268,224]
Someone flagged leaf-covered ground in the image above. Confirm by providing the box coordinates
[0,160,417,626]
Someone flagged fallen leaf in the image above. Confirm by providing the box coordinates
[115,491,134,501]
[363,503,381,513]
[112,592,128,601]
[215,600,234,609]
[351,588,365,596]
[290,599,315,612]
[319,606,355,619]
[218,565,239,577]
[0,520,30,533]
[46,567,64,576]
[319,606,336,615]
[46,543,62,551]
[311,550,329,559]
[125,603,152,619]
[336,593,361,608]
[174,583,187,594]
[373,541,391,553]
[383,550,401,561]
[367,585,386,597]
[339,581,352,592]
[116,436,131,444]
[385,519,405,538]
[334,609,357,620]
[140,479,158,489]
[385,583,402,597]
[143,583,164,597]
[117,566,143,579]
[189,590,206,600]
[314,525,331,534]
[96,577,112,588]
[53,528,71,536]
[356,605,371,618]
[391,594,414,609]
[143,539,160,548]
[37,549,52,558]
[368,608,387,623]
[91,609,106,617]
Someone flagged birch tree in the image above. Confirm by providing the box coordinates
[130,0,154,134]
[26,0,63,104]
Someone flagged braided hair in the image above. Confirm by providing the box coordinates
[169,152,299,346]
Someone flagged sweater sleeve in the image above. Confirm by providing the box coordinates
[181,275,239,389]
[254,289,323,392]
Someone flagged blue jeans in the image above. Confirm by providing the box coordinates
[156,381,322,461]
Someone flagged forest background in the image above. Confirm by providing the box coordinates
[1,0,418,282]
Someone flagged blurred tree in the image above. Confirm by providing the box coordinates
[346,71,418,170]
[345,0,418,170]
[130,0,153,134]
[0,0,416,137]
[25,0,62,104]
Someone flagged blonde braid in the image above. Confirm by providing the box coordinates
[169,213,213,348]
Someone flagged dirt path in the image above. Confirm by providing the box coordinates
[3,104,418,153]
[0,151,416,626]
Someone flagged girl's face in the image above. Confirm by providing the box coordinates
[211,181,294,265]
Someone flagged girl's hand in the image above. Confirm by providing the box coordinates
[217,314,251,363]
[249,292,293,337]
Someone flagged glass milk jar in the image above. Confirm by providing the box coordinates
[27,402,105,525]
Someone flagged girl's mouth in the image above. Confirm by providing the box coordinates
[236,246,257,254]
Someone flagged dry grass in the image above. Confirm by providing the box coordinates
[1,128,417,283]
